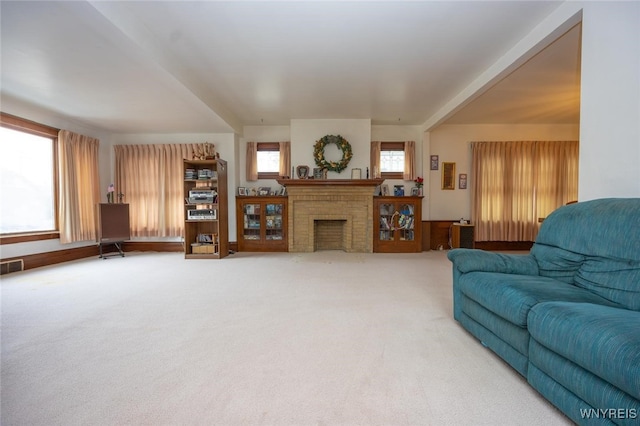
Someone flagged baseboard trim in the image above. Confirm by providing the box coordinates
[121,241,184,252]
[1,245,102,272]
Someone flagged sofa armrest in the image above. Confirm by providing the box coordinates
[447,248,539,276]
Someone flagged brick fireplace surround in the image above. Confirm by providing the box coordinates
[277,179,384,253]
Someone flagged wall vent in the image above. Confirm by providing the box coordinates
[0,259,24,275]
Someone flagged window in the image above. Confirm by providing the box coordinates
[257,142,281,179]
[1,113,58,237]
[380,142,405,179]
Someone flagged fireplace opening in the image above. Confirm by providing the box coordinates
[314,219,347,251]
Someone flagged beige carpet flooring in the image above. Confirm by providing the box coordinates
[1,250,572,425]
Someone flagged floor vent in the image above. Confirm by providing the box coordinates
[0,259,24,275]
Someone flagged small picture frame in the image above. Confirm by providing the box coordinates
[381,184,390,196]
[410,187,420,196]
[313,168,324,179]
[258,186,271,196]
[394,185,405,196]
[459,173,468,190]
[351,168,362,179]
[279,186,287,196]
[430,155,439,171]
[238,187,247,196]
[296,165,309,179]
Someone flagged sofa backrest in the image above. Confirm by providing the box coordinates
[531,198,640,311]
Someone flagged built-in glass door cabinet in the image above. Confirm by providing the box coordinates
[183,159,228,259]
[236,196,288,252]
[374,196,422,253]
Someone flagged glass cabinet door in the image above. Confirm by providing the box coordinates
[265,203,284,241]
[243,203,261,240]
[397,203,415,241]
[378,203,395,241]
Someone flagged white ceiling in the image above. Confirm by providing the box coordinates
[0,1,580,134]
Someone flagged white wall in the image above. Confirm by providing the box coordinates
[239,121,424,192]
[371,124,425,210]
[428,124,580,220]
[290,119,372,179]
[239,125,291,190]
[578,1,640,199]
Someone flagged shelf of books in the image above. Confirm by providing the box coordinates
[236,196,288,252]
[373,196,422,253]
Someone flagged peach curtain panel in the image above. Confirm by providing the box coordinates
[370,141,381,177]
[278,142,291,177]
[114,144,202,237]
[246,142,258,181]
[57,130,100,244]
[471,141,579,242]
[403,141,416,180]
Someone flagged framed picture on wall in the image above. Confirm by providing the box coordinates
[459,174,468,190]
[442,162,456,190]
[430,155,439,171]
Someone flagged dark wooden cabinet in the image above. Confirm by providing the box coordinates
[373,196,422,253]
[96,203,130,258]
[236,196,288,252]
[451,223,475,249]
[183,159,228,259]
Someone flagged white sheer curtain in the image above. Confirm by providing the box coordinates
[57,130,100,244]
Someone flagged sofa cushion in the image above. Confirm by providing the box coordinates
[448,249,539,275]
[531,198,640,310]
[533,198,640,264]
[529,302,640,400]
[575,257,640,311]
[458,272,619,327]
[530,244,584,284]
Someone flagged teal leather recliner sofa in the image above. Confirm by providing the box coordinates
[448,198,640,425]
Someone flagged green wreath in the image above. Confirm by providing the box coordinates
[313,135,353,173]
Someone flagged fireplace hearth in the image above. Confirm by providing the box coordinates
[277,179,383,253]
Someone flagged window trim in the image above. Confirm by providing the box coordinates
[0,112,60,242]
[380,142,404,179]
[256,142,281,179]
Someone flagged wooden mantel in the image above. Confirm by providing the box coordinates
[276,178,384,187]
